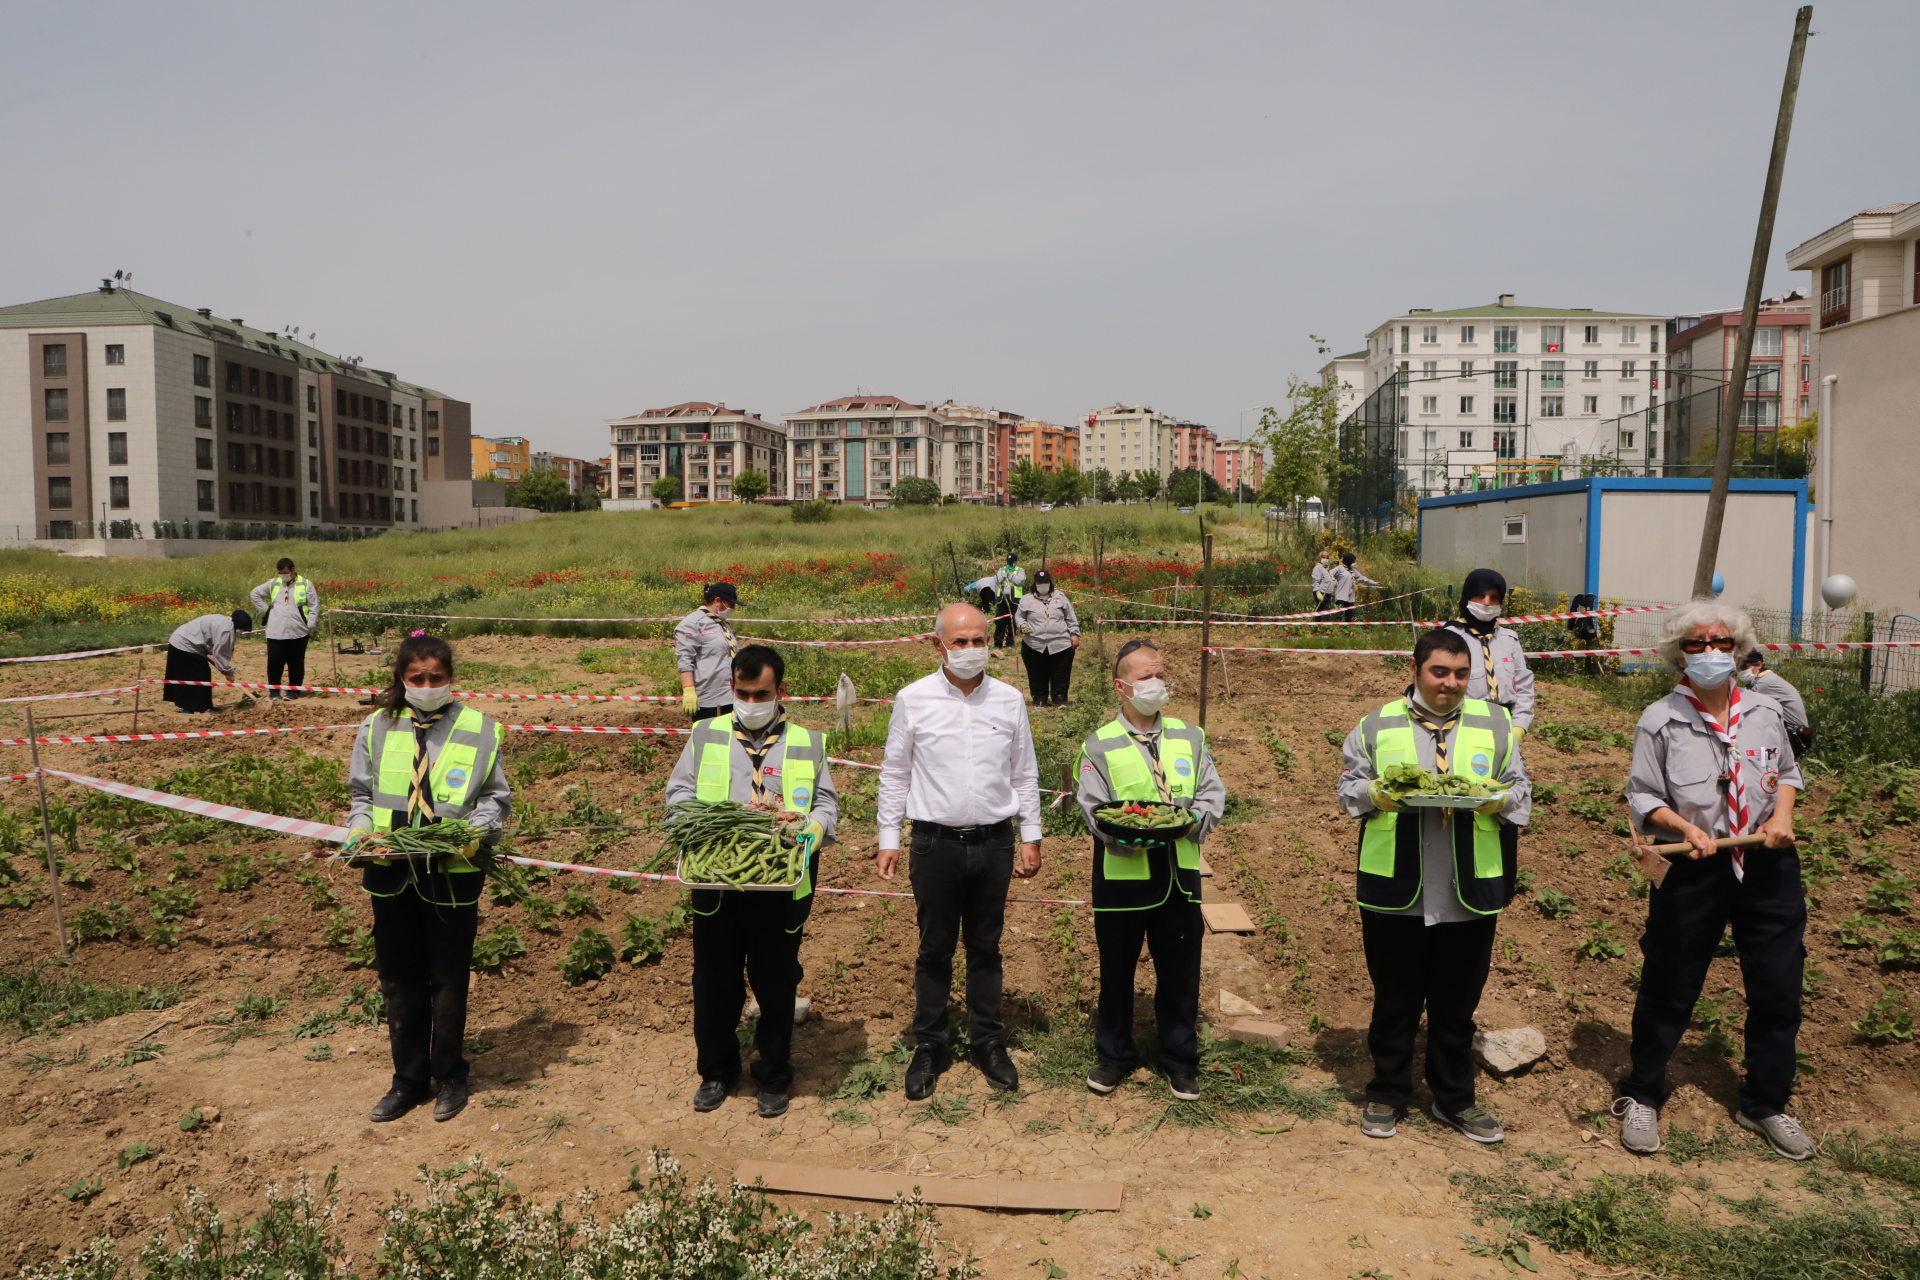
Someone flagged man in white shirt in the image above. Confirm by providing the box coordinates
[877,602,1043,1099]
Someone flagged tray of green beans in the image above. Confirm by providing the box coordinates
[664,800,806,891]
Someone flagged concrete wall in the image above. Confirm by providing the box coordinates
[1817,304,1920,614]
[1418,489,1588,597]
[0,538,263,559]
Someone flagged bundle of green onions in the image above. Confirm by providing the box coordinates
[663,800,804,889]
[351,819,495,872]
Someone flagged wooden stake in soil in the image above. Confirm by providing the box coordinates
[25,704,69,957]
[131,649,144,736]
[1091,532,1106,663]
[947,541,963,600]
[1197,534,1214,728]
[328,608,340,680]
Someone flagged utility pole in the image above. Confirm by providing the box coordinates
[1197,534,1215,729]
[1693,5,1812,600]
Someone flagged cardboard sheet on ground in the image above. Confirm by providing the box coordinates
[1201,902,1256,933]
[734,1160,1123,1211]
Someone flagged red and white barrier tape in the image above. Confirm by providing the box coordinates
[0,642,159,665]
[155,679,895,704]
[0,723,361,747]
[0,684,144,703]
[738,633,933,648]
[326,608,938,626]
[1206,638,1920,660]
[1075,585,1436,621]
[41,767,355,842]
[1087,601,1668,628]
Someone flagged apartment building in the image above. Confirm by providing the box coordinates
[1784,200,1920,615]
[1663,297,1813,470]
[531,452,593,494]
[1011,418,1079,474]
[1359,296,1666,495]
[474,436,530,484]
[936,403,1019,501]
[781,395,990,505]
[1318,350,1367,420]
[0,282,467,539]
[1213,440,1264,496]
[1085,404,1180,483]
[604,402,786,503]
[1172,421,1218,479]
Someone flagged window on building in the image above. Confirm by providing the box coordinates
[1540,396,1564,418]
[1458,396,1476,414]
[1623,324,1640,344]
[1397,430,1408,459]
[1493,396,1517,423]
[1494,429,1519,458]
[48,477,72,509]
[43,388,68,422]
[41,343,67,378]
[1541,325,1565,353]
[1541,361,1565,388]
[198,480,216,512]
[1752,327,1783,357]
[1397,397,1408,424]
[193,437,212,471]
[1583,325,1600,344]
[1458,361,1474,378]
[1583,395,1599,414]
[1460,325,1476,343]
[1741,398,1780,429]
[1620,396,1638,414]
[1493,360,1518,389]
[1583,360,1600,379]
[1621,429,1638,451]
[1422,429,1438,450]
[1422,325,1438,344]
[105,387,126,421]
[107,431,127,465]
[1821,256,1852,327]
[108,476,129,509]
[427,436,440,456]
[99,343,125,367]
[1501,514,1527,544]
[1493,326,1518,353]
[1421,361,1438,378]
[1458,431,1475,449]
[45,432,70,465]
[194,354,211,387]
[1620,361,1637,379]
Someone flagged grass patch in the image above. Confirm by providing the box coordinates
[0,964,183,1035]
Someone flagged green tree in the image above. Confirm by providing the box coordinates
[650,475,683,504]
[1135,469,1166,505]
[731,469,769,502]
[891,475,941,506]
[1090,467,1115,503]
[507,466,572,513]
[1009,460,1047,505]
[1255,348,1348,519]
[1043,465,1085,506]
[1113,470,1140,503]
[1166,466,1221,508]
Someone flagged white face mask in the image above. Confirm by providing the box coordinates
[942,644,991,679]
[1122,677,1171,716]
[404,682,453,712]
[1738,668,1760,688]
[1035,583,1053,597]
[708,601,732,616]
[1684,650,1737,689]
[732,698,779,730]
[280,572,295,583]
[1467,600,1502,622]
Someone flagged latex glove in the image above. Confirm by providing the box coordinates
[1512,725,1527,743]
[797,819,825,857]
[340,828,377,854]
[1475,795,1506,816]
[1368,785,1401,813]
[681,687,699,714]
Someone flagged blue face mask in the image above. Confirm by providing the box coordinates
[1684,650,1737,689]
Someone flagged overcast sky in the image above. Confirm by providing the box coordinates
[4,1,1914,457]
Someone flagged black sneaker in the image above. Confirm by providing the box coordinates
[971,1041,1019,1092]
[370,1088,430,1122]
[693,1079,730,1112]
[905,1044,943,1100]
[433,1078,469,1122]
[1086,1060,1128,1094]
[1168,1073,1201,1102]
[757,1090,789,1119]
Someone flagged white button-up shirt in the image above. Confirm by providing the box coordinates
[877,669,1043,851]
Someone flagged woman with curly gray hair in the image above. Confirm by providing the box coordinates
[1614,598,1810,1162]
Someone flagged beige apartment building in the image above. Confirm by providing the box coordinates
[531,452,593,494]
[0,282,472,541]
[604,402,786,503]
[1784,201,1920,616]
[1085,404,1180,484]
[779,395,991,505]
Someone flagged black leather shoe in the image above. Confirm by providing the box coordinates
[1086,1060,1128,1094]
[904,1044,943,1101]
[371,1088,430,1122]
[434,1078,469,1121]
[1168,1073,1201,1101]
[693,1079,730,1112]
[757,1090,789,1119]
[971,1041,1019,1092]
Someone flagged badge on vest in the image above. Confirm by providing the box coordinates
[791,785,812,806]
[1469,752,1492,778]
[444,766,470,789]
[763,765,782,777]
[1172,757,1192,779]
[1761,769,1780,794]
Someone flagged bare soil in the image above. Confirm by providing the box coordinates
[0,632,1913,1278]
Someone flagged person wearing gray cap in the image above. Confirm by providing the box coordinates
[676,582,740,722]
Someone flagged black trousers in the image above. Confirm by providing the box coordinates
[1619,848,1805,1118]
[692,703,733,722]
[1313,593,1333,614]
[265,636,308,696]
[692,887,813,1092]
[1094,897,1203,1075]
[367,872,482,1094]
[908,822,1015,1049]
[994,609,1016,648]
[1360,910,1496,1113]
[161,646,214,713]
[1020,644,1076,705]
[1336,602,1358,621]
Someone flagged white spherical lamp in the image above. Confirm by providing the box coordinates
[1821,574,1858,609]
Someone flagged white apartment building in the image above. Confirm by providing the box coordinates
[603,402,786,503]
[1085,404,1180,483]
[1359,296,1666,495]
[1318,350,1367,420]
[782,395,992,505]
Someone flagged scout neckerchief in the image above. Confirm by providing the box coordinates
[1126,718,1171,802]
[1461,616,1501,702]
[407,703,451,826]
[734,708,784,805]
[702,605,739,659]
[1405,686,1459,773]
[1676,680,1751,880]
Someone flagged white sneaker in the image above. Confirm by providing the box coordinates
[1612,1097,1661,1155]
[1738,1111,1815,1161]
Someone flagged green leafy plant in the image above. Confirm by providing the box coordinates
[558,887,598,918]
[292,1010,340,1040]
[116,1140,155,1170]
[293,868,339,911]
[472,924,528,973]
[1567,796,1613,823]
[1878,927,1920,968]
[520,894,561,933]
[560,927,616,984]
[1577,920,1626,961]
[345,927,377,968]
[63,1175,104,1203]
[1866,876,1914,913]
[1837,912,1882,948]
[1536,889,1576,919]
[1854,987,1915,1043]
[213,854,260,892]
[72,901,133,943]
[619,913,667,965]
[320,911,355,947]
[178,1106,205,1132]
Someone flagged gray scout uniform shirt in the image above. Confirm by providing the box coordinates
[168,615,239,675]
[1745,669,1808,732]
[1015,591,1081,655]
[674,606,738,708]
[1075,714,1227,848]
[1627,688,1802,840]
[248,576,322,641]
[1442,622,1537,730]
[1331,563,1380,604]
[345,710,513,836]
[1339,692,1533,925]
[1311,561,1335,597]
[663,713,841,842]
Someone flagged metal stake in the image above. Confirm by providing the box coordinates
[1197,534,1214,729]
[131,649,144,736]
[26,705,68,957]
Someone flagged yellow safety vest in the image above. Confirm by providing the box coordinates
[269,575,314,624]
[691,714,819,901]
[1087,716,1204,911]
[366,704,500,879]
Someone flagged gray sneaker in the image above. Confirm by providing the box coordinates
[1359,1103,1398,1138]
[1613,1097,1661,1154]
[1432,1102,1504,1143]
[1738,1111,1815,1161]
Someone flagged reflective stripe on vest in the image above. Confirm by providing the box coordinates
[269,576,313,624]
[689,714,819,900]
[1093,715,1202,883]
[366,705,499,878]
[1356,698,1512,915]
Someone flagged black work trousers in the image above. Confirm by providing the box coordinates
[367,871,482,1095]
[1313,593,1333,614]
[265,636,309,696]
[1020,644,1076,705]
[1360,910,1496,1114]
[1094,897,1203,1075]
[1618,847,1804,1118]
[691,887,813,1092]
[908,822,1015,1050]
[994,608,1016,648]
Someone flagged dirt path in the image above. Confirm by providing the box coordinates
[0,632,1913,1276]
